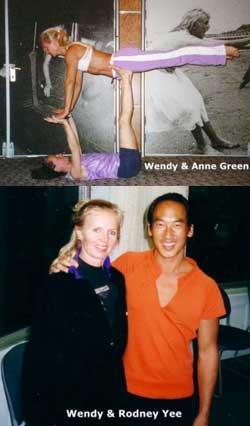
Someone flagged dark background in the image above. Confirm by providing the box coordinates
[187,186,250,283]
[0,187,78,336]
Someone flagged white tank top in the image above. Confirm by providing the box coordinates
[68,42,93,72]
[73,42,93,72]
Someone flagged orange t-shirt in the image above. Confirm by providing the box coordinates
[113,250,226,399]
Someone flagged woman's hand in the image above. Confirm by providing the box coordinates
[225,45,240,59]
[52,108,70,119]
[44,116,68,125]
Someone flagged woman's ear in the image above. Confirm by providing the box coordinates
[75,226,83,243]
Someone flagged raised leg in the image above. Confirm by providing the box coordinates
[116,68,138,150]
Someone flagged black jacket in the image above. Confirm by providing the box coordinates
[22,267,127,425]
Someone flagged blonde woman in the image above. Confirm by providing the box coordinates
[40,25,238,119]
[22,200,127,426]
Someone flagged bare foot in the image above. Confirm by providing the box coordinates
[211,139,240,149]
[191,144,223,155]
[190,143,206,155]
[225,46,240,59]
[112,65,132,81]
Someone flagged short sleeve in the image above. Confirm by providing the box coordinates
[201,280,226,320]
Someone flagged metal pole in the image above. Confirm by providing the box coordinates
[4,0,11,157]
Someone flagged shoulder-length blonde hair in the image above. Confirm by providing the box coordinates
[56,199,123,260]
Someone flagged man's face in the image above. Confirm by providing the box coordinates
[148,200,193,262]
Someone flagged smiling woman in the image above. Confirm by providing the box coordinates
[21,199,127,426]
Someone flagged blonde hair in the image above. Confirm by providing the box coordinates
[56,199,123,260]
[172,8,210,33]
[40,25,69,47]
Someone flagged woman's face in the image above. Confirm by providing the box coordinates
[42,39,61,56]
[46,154,69,172]
[76,209,120,267]
[190,16,210,38]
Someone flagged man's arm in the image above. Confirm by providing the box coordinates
[193,318,219,426]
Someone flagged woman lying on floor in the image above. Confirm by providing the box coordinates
[31,68,140,181]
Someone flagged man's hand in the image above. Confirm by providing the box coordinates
[225,45,240,59]
[50,253,78,274]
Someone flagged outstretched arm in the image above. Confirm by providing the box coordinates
[53,46,83,119]
[45,116,82,179]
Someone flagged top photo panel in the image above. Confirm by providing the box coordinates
[0,0,249,186]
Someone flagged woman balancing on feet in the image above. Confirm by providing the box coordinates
[40,26,239,120]
[32,68,140,181]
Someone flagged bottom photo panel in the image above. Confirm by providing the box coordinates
[0,185,249,426]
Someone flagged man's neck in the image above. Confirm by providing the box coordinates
[153,250,188,275]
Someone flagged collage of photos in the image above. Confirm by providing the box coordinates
[0,1,249,426]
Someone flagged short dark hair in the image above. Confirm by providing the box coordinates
[31,160,66,180]
[147,193,192,226]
